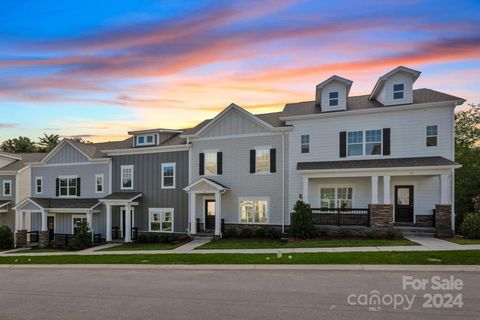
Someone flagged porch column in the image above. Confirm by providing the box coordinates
[41,209,47,231]
[189,192,196,234]
[371,175,379,204]
[16,209,24,231]
[106,204,112,241]
[124,202,132,242]
[440,174,449,204]
[214,191,221,236]
[86,210,93,230]
[302,177,309,204]
[383,176,391,204]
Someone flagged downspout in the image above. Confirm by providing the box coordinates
[451,103,457,232]
[187,136,192,234]
[282,130,285,234]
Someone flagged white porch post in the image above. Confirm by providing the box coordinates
[371,175,379,204]
[383,176,391,204]
[86,210,93,229]
[16,209,24,231]
[190,192,196,234]
[106,204,112,242]
[302,177,309,204]
[124,202,132,242]
[41,209,47,231]
[440,174,449,204]
[214,191,221,236]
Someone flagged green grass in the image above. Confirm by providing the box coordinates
[446,238,480,245]
[1,250,480,265]
[197,238,418,250]
[10,248,71,254]
[99,242,185,251]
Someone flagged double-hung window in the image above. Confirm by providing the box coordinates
[320,187,353,209]
[161,163,175,189]
[426,125,438,147]
[348,130,382,156]
[35,177,43,194]
[59,177,78,197]
[365,129,382,155]
[393,83,404,99]
[204,152,217,175]
[149,208,173,232]
[120,165,134,190]
[239,198,269,223]
[301,134,310,154]
[347,131,363,156]
[329,91,339,106]
[255,148,270,173]
[95,174,104,193]
[2,180,11,196]
[72,215,87,234]
[136,135,155,146]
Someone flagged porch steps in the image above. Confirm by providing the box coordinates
[192,234,214,240]
[394,226,436,237]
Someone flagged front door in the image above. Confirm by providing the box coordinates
[395,186,414,223]
[204,200,216,231]
[47,216,55,240]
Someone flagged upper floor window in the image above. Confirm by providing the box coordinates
[348,130,382,156]
[120,165,134,190]
[2,180,11,196]
[329,91,339,106]
[301,134,310,154]
[59,177,78,197]
[426,125,438,147]
[255,148,270,173]
[35,177,43,194]
[365,129,382,155]
[161,163,176,189]
[347,131,363,156]
[136,135,155,146]
[95,174,104,193]
[204,152,217,175]
[239,198,269,223]
[393,83,404,100]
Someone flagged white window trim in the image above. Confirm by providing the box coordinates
[2,180,12,196]
[347,129,383,158]
[253,146,271,174]
[426,124,438,147]
[58,175,79,198]
[71,214,87,235]
[120,165,134,190]
[300,134,310,154]
[203,150,218,176]
[393,83,404,100]
[95,174,104,193]
[161,163,176,189]
[329,91,339,106]
[35,177,43,195]
[238,197,270,224]
[148,208,174,233]
[319,185,355,208]
[136,134,156,146]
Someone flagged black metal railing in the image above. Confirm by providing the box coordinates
[50,233,74,249]
[93,233,103,244]
[112,226,121,240]
[310,208,370,226]
[432,209,436,228]
[27,231,39,243]
[131,227,138,241]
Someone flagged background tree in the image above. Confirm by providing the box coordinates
[70,137,93,144]
[455,103,480,229]
[0,136,37,153]
[37,133,60,152]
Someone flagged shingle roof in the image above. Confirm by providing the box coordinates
[297,156,458,171]
[282,89,465,118]
[29,198,100,209]
[101,192,143,200]
[0,153,46,172]
[68,138,134,158]
[0,200,11,208]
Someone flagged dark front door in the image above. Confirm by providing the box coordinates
[47,216,55,240]
[395,186,414,223]
[205,200,216,230]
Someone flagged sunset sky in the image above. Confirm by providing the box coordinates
[0,0,479,142]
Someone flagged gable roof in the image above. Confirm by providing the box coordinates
[316,75,353,97]
[13,197,101,210]
[184,177,230,192]
[0,151,22,161]
[0,153,46,172]
[369,66,421,100]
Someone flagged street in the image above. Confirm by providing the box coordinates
[0,267,478,320]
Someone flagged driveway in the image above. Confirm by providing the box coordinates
[0,267,477,320]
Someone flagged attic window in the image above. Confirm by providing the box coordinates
[329,92,339,106]
[393,84,404,100]
[136,134,155,146]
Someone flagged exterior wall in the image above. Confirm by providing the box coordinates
[111,151,189,233]
[0,174,16,203]
[191,133,288,226]
[31,210,106,235]
[17,166,31,203]
[320,80,347,112]
[46,143,89,164]
[376,72,414,106]
[0,209,15,230]
[201,109,269,138]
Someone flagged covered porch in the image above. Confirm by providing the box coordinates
[184,178,229,237]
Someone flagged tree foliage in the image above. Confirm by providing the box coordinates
[71,220,92,250]
[0,136,37,153]
[37,134,60,152]
[290,199,315,239]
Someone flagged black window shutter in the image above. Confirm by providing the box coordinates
[55,178,59,197]
[250,149,256,173]
[199,153,205,176]
[217,152,223,175]
[76,178,81,196]
[339,131,347,158]
[270,148,276,173]
[383,128,391,155]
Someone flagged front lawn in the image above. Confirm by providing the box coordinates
[98,242,185,251]
[197,238,418,250]
[1,250,480,265]
[446,238,480,245]
[10,248,72,254]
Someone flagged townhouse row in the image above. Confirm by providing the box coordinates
[0,66,464,246]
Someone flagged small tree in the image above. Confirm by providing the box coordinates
[460,212,480,239]
[71,220,92,250]
[0,226,14,249]
[290,199,315,239]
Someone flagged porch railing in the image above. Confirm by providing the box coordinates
[112,226,121,240]
[27,231,39,243]
[310,208,370,226]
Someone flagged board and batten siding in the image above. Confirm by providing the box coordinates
[46,143,90,164]
[111,151,189,233]
[200,108,269,138]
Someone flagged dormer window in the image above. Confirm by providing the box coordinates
[329,92,339,106]
[393,83,404,100]
[136,134,155,146]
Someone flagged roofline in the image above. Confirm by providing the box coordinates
[0,171,19,175]
[184,177,230,192]
[40,139,93,164]
[369,66,421,100]
[127,128,184,135]
[316,75,353,97]
[280,100,463,121]
[12,198,44,210]
[99,193,143,203]
[298,164,461,174]
[0,152,22,161]
[0,201,11,209]
[27,158,110,167]
[102,144,188,156]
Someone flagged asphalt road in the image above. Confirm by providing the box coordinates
[0,267,478,320]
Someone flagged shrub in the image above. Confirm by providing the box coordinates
[0,225,13,249]
[460,212,480,239]
[160,234,170,243]
[223,228,237,238]
[71,220,92,250]
[148,233,160,243]
[316,228,328,237]
[337,229,351,238]
[137,233,149,243]
[473,195,480,213]
[240,227,254,238]
[385,230,402,240]
[290,199,315,239]
[265,228,281,239]
[365,230,377,239]
[167,234,177,243]
[253,228,266,238]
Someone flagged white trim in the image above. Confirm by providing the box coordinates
[28,159,110,167]
[57,175,79,197]
[95,174,104,193]
[253,147,271,174]
[148,208,174,233]
[299,166,457,177]
[203,150,218,176]
[188,131,288,142]
[161,163,176,189]
[0,201,11,209]
[120,165,134,190]
[35,176,43,195]
[71,214,87,235]
[346,129,383,158]
[184,178,229,192]
[426,124,439,147]
[41,140,92,164]
[370,66,421,100]
[12,198,43,211]
[2,180,12,196]
[238,197,270,224]
[135,134,156,147]
[0,152,22,160]
[201,196,215,225]
[102,144,188,156]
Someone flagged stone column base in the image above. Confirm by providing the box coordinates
[369,204,393,228]
[435,204,452,231]
[39,231,50,248]
[15,230,27,248]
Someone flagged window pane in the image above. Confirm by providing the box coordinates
[162,222,172,231]
[69,178,77,187]
[146,135,153,143]
[60,179,67,187]
[138,136,145,144]
[329,98,338,106]
[348,131,363,144]
[348,144,363,156]
[393,92,403,99]
[204,152,217,175]
[329,91,338,99]
[393,84,404,91]
[426,136,437,147]
[151,222,160,231]
[320,188,335,208]
[427,125,437,136]
[255,149,270,173]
